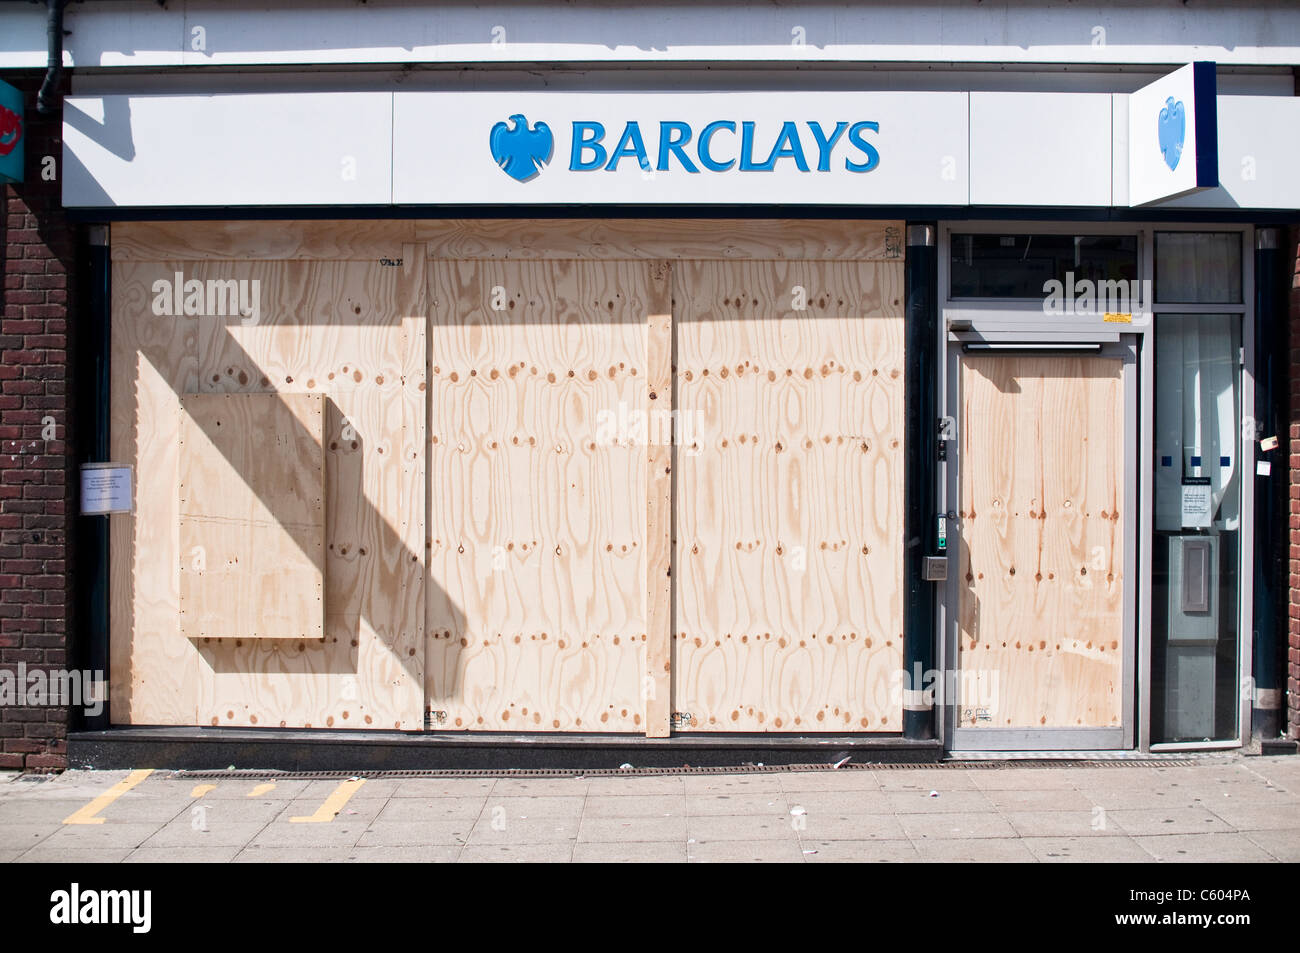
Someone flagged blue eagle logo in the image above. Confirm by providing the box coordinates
[1157,96,1185,172]
[489,114,554,182]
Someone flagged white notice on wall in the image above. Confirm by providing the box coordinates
[1180,483,1212,529]
[80,463,133,515]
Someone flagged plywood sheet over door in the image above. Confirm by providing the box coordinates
[957,354,1125,729]
[673,260,905,731]
[426,260,655,731]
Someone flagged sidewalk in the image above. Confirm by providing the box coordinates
[1,755,1298,863]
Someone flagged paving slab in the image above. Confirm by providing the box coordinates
[884,790,995,814]
[124,845,242,863]
[1244,829,1300,861]
[233,847,357,863]
[376,797,487,822]
[981,789,1099,812]
[354,820,471,847]
[581,794,686,817]
[915,837,1039,862]
[1134,832,1279,863]
[687,838,807,863]
[681,775,785,795]
[390,778,497,798]
[484,795,586,819]
[583,776,687,796]
[967,769,1079,791]
[573,841,687,863]
[142,817,268,849]
[458,843,575,863]
[578,814,687,842]
[685,813,798,842]
[800,839,919,862]
[900,811,1018,840]
[39,822,163,850]
[1109,807,1235,836]
[0,822,60,851]
[777,772,883,793]
[685,792,789,816]
[796,811,908,841]
[466,815,579,844]
[15,846,134,863]
[1023,835,1154,863]
[1003,810,1125,838]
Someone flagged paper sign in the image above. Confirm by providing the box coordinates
[1260,435,1278,452]
[81,463,134,515]
[1180,483,1212,529]
[1257,460,1272,476]
[1103,312,1133,323]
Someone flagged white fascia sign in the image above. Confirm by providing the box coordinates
[393,91,970,206]
[1128,62,1219,206]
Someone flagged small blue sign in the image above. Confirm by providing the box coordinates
[0,79,23,186]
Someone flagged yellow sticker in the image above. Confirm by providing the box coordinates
[1103,312,1133,324]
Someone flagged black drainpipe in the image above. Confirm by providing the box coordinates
[81,225,111,730]
[1250,227,1285,742]
[903,223,939,740]
[37,0,68,115]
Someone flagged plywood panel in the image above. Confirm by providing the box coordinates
[111,256,425,729]
[644,261,673,738]
[112,220,415,262]
[178,393,324,641]
[421,220,903,262]
[672,259,905,732]
[425,259,650,731]
[109,262,203,724]
[193,257,426,729]
[110,219,905,263]
[957,355,1125,729]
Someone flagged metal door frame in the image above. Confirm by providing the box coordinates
[941,335,1139,751]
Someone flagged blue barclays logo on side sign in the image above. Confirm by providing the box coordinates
[489,115,881,181]
[1158,96,1185,171]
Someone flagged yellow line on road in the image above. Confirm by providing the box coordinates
[62,769,154,825]
[248,783,277,797]
[190,784,216,798]
[290,778,366,823]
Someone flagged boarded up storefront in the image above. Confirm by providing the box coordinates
[108,219,904,736]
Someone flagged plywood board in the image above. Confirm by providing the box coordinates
[672,259,906,731]
[110,219,905,263]
[421,220,904,262]
[111,220,415,262]
[178,393,324,641]
[957,355,1125,729]
[109,262,203,724]
[425,259,650,731]
[111,256,426,729]
[644,261,673,738]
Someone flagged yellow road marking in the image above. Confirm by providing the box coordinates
[62,769,154,825]
[248,783,277,797]
[290,778,366,823]
[190,784,216,798]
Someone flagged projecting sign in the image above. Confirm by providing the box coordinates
[80,463,134,515]
[0,78,23,186]
[393,91,970,205]
[1129,62,1218,206]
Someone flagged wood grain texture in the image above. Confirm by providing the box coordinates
[644,261,673,738]
[178,393,324,641]
[110,262,203,724]
[957,355,1125,729]
[672,260,905,732]
[111,221,415,262]
[421,219,903,262]
[112,257,426,729]
[425,260,651,732]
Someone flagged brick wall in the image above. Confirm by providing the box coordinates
[0,73,77,771]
